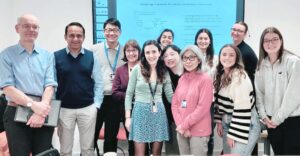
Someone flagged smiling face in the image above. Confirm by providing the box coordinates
[220,46,237,72]
[104,23,121,44]
[163,47,180,69]
[231,23,246,44]
[15,14,40,43]
[196,32,211,52]
[65,25,85,52]
[160,31,173,48]
[182,50,200,72]
[125,45,139,64]
[144,44,161,67]
[263,32,282,57]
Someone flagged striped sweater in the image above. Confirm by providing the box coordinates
[214,70,254,144]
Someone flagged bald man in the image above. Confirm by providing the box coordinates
[0,14,57,155]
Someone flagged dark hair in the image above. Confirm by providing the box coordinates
[65,22,85,36]
[214,44,245,91]
[140,40,167,83]
[194,28,215,67]
[122,39,141,62]
[103,18,121,30]
[161,44,181,57]
[157,29,174,45]
[257,27,284,70]
[235,21,248,33]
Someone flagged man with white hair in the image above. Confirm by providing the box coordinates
[0,14,57,156]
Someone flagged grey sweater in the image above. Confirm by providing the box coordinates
[255,51,300,125]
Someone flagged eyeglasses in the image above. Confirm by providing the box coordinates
[125,49,138,53]
[182,55,198,62]
[104,28,120,33]
[263,37,280,44]
[231,28,245,34]
[20,24,40,31]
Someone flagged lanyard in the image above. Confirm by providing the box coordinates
[104,42,121,73]
[148,81,158,105]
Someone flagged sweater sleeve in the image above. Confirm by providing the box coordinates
[227,74,253,144]
[125,65,139,111]
[272,58,300,125]
[255,68,268,120]
[163,72,173,103]
[112,67,125,103]
[180,75,213,131]
[214,92,223,123]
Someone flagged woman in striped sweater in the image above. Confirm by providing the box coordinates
[214,44,261,156]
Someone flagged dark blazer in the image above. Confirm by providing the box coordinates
[112,63,129,113]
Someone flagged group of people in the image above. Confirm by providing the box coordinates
[0,13,300,156]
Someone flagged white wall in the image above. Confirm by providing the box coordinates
[245,0,300,55]
[0,0,93,52]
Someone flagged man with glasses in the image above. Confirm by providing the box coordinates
[0,14,57,156]
[231,21,259,155]
[231,21,258,84]
[91,18,124,155]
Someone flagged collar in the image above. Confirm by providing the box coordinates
[17,43,41,55]
[105,42,120,51]
[65,47,85,55]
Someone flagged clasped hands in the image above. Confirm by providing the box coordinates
[26,101,51,128]
[176,125,191,138]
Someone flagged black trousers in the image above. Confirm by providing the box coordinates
[3,106,54,156]
[268,116,300,155]
[94,95,120,154]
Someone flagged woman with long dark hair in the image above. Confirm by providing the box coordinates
[124,40,173,156]
[194,28,218,77]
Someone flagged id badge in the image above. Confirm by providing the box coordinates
[151,99,157,112]
[181,100,187,108]
[152,104,158,113]
[110,74,115,81]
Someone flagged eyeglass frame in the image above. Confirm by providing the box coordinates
[104,28,120,34]
[263,37,280,44]
[182,55,198,62]
[125,48,138,53]
[231,28,245,34]
[19,24,40,31]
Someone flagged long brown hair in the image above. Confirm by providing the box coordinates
[257,27,284,70]
[140,40,167,83]
[214,44,245,91]
[194,28,215,67]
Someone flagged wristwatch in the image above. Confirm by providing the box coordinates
[26,101,33,107]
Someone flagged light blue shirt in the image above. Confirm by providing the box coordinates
[65,47,104,108]
[0,43,58,99]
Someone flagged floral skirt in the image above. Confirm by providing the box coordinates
[129,101,169,142]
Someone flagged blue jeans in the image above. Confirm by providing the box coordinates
[222,108,261,156]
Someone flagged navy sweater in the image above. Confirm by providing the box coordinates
[54,48,94,109]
